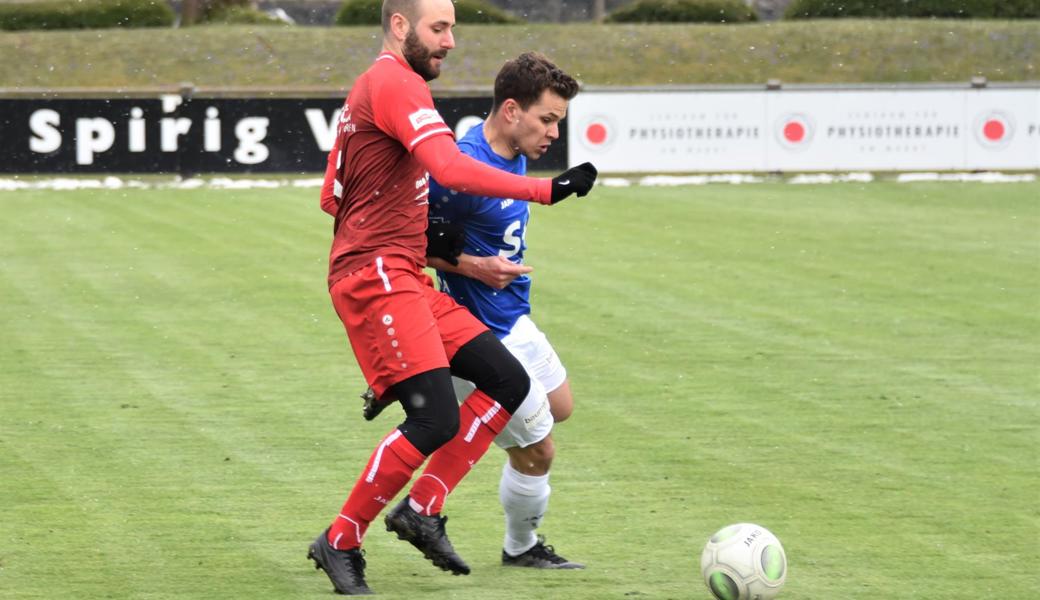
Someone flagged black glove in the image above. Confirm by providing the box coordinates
[425,221,465,266]
[550,162,598,204]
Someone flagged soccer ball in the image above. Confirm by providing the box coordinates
[700,523,787,600]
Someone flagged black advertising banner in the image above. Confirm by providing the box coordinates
[0,95,569,174]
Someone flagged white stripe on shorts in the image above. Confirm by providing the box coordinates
[375,256,392,292]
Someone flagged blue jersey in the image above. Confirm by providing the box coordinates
[429,122,530,338]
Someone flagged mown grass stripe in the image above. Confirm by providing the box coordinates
[2,182,1037,598]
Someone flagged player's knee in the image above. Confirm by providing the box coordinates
[510,437,554,475]
[392,368,460,454]
[451,331,530,414]
[420,410,459,448]
[398,398,459,453]
[492,358,530,414]
[529,436,555,470]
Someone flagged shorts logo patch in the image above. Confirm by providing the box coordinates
[522,399,551,431]
[408,108,445,131]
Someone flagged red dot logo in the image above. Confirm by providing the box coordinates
[783,122,806,143]
[974,111,1014,149]
[776,113,814,151]
[982,119,1005,141]
[578,116,615,152]
[586,123,608,145]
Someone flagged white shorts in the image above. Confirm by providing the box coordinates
[452,315,567,449]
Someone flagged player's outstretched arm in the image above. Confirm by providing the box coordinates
[428,254,532,290]
[413,135,598,205]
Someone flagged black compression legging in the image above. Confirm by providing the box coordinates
[449,330,530,413]
[389,331,530,455]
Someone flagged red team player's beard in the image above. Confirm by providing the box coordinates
[403,29,447,81]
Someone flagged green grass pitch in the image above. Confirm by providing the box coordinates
[1,181,1037,599]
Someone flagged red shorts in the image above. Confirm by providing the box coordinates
[330,254,488,397]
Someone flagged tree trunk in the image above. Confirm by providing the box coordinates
[592,0,606,21]
[181,0,206,25]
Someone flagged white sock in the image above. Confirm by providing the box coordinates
[500,461,551,557]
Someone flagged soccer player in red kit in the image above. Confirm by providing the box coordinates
[307,0,597,595]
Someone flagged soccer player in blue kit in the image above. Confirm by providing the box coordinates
[426,52,587,569]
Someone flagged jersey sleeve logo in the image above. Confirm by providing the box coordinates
[409,108,446,131]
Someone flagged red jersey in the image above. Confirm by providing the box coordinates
[325,52,454,287]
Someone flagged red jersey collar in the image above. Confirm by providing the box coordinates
[377,51,412,72]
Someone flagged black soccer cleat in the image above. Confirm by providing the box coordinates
[307,528,374,595]
[361,387,396,421]
[384,497,471,575]
[502,536,586,569]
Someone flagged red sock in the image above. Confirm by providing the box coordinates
[327,428,425,550]
[408,391,511,515]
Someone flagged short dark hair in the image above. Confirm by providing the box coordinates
[382,0,419,33]
[492,52,579,113]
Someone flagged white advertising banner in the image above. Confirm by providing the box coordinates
[765,90,965,171]
[962,89,1040,170]
[568,87,1040,173]
[568,91,768,172]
